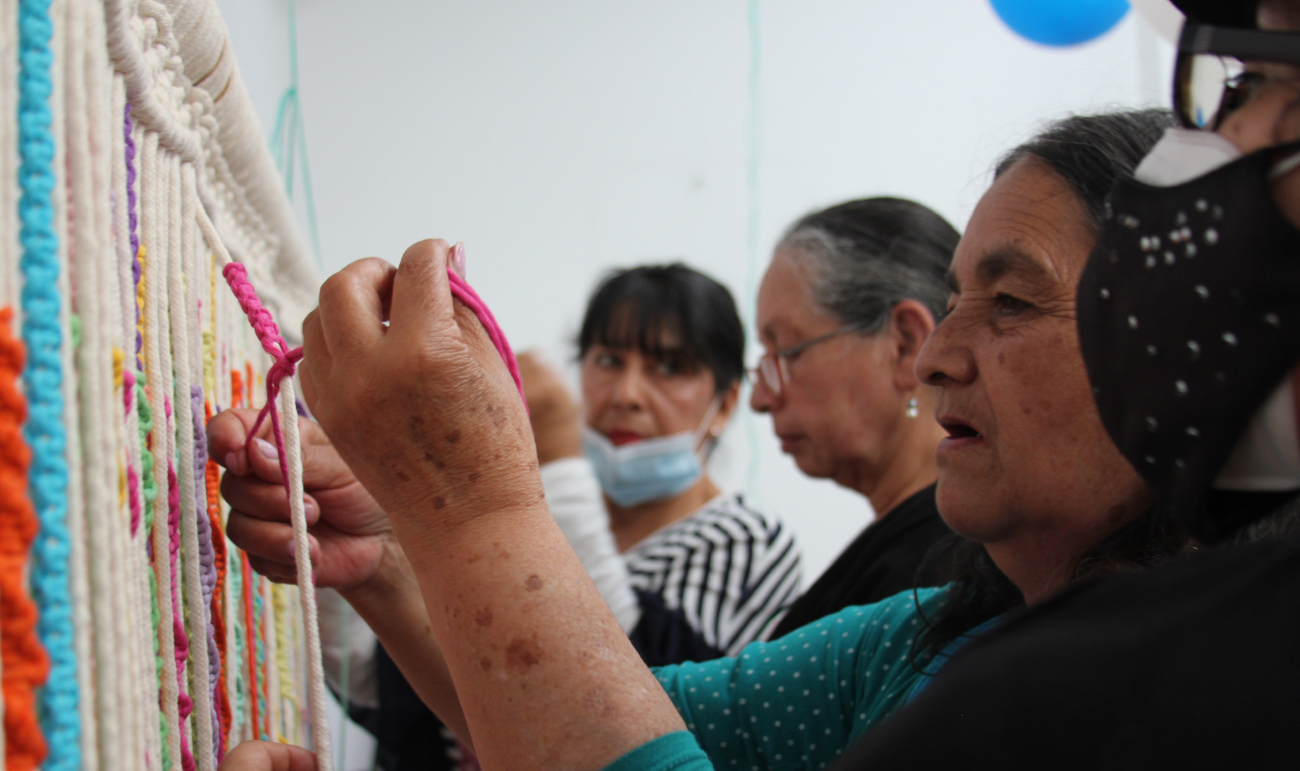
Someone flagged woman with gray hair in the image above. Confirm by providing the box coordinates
[753,197,961,635]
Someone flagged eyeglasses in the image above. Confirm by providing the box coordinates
[1175,23,1300,130]
[749,325,861,397]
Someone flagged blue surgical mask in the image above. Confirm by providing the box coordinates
[582,400,722,508]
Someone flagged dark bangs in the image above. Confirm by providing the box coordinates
[577,263,745,395]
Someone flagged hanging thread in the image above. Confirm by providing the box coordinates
[18,0,81,767]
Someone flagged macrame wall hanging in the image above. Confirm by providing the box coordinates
[0,0,334,768]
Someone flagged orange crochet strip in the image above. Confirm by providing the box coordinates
[204,400,232,754]
[0,306,50,771]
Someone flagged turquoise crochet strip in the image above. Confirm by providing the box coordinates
[17,0,80,767]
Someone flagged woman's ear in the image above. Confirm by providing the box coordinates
[889,300,937,392]
[712,381,742,436]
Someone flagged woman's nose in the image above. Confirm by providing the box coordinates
[610,366,647,409]
[915,319,975,388]
[749,375,778,413]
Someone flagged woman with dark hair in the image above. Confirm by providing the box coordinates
[215,109,1185,771]
[751,197,961,636]
[557,263,803,661]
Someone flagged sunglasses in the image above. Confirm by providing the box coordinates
[1175,23,1300,130]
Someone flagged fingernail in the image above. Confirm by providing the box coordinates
[254,438,278,460]
[303,497,319,523]
[287,538,297,560]
[451,242,467,279]
[224,452,239,473]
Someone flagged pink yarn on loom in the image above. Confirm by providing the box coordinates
[220,263,525,467]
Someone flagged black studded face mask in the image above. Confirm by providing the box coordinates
[1077,141,1300,544]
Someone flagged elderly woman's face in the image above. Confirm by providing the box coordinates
[752,252,914,492]
[917,158,1148,599]
[581,334,723,446]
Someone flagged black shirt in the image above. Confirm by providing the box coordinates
[834,531,1300,770]
[773,483,949,637]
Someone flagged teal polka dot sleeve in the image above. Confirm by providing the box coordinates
[649,587,949,771]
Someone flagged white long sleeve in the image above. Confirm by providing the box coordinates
[540,457,642,633]
[317,587,380,709]
[319,458,639,713]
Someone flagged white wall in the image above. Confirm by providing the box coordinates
[214,2,1173,763]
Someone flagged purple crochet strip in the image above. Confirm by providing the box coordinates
[124,104,142,367]
[166,396,196,771]
[191,385,222,766]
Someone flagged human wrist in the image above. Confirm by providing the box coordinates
[340,536,417,614]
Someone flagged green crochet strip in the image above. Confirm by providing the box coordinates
[137,370,170,771]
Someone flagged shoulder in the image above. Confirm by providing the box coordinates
[776,586,950,650]
[838,585,949,631]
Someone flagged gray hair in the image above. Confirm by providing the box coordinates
[778,197,960,334]
[995,109,1177,232]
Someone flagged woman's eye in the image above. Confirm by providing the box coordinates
[654,359,682,376]
[595,353,621,369]
[1224,71,1267,114]
[994,293,1032,314]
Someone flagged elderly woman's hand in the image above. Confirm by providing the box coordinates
[218,742,316,771]
[299,239,545,541]
[517,351,582,464]
[209,408,395,592]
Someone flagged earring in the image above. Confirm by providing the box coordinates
[906,397,919,419]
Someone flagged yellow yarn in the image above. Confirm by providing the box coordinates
[272,583,299,742]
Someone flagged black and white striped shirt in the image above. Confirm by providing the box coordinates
[625,494,802,657]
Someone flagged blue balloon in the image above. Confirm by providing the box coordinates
[990,0,1131,47]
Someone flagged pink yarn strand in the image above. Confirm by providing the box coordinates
[447,269,525,408]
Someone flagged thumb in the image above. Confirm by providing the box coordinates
[209,407,273,477]
[388,239,456,342]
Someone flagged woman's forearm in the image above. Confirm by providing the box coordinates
[390,498,686,771]
[339,540,474,748]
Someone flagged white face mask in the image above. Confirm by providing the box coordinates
[1136,128,1300,493]
[582,399,723,508]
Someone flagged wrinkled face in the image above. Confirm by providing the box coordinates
[581,329,722,447]
[917,158,1149,566]
[751,250,909,489]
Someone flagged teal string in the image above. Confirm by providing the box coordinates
[17,0,80,767]
[269,0,323,270]
[743,0,764,497]
[253,579,267,740]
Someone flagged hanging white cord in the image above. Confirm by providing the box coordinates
[196,201,334,771]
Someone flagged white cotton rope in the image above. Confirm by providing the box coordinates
[115,74,162,771]
[197,199,334,771]
[106,69,150,771]
[175,160,217,771]
[53,0,102,765]
[67,0,126,764]
[144,133,185,771]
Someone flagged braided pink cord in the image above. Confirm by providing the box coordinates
[221,264,303,487]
